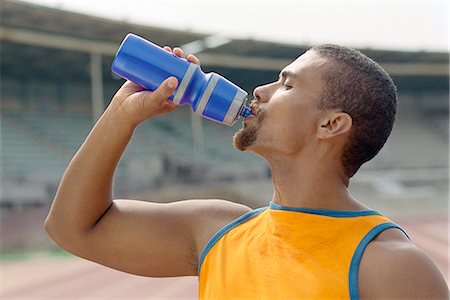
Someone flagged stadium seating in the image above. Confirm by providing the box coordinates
[1,104,268,204]
[1,94,447,206]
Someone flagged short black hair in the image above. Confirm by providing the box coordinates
[312,44,398,178]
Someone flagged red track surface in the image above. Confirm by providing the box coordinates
[2,257,198,299]
[1,217,448,299]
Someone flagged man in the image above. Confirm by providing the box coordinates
[45,44,448,299]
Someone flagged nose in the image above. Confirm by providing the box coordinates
[252,84,270,103]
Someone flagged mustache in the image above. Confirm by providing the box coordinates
[249,99,264,121]
[249,99,261,116]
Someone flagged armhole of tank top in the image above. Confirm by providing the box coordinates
[197,206,268,275]
[348,222,410,300]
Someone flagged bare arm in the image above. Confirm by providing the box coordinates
[45,49,251,277]
[359,228,449,299]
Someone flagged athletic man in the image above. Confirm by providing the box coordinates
[45,44,449,299]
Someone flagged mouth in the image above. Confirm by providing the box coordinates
[243,114,255,127]
[243,110,259,127]
[250,101,260,117]
[243,100,261,126]
[244,114,256,121]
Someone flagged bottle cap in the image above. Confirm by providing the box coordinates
[240,106,253,118]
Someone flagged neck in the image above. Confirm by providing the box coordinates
[265,150,367,211]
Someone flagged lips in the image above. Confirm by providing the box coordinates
[243,100,262,125]
[249,101,260,117]
[243,107,259,124]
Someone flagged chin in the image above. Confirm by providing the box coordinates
[232,124,258,151]
[233,109,266,152]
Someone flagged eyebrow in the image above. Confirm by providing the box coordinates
[279,70,300,82]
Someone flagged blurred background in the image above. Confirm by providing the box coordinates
[1,0,448,298]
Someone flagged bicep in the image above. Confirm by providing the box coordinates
[64,198,251,278]
[72,200,198,277]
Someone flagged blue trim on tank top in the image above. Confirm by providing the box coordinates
[269,201,382,217]
[348,222,410,300]
[197,207,267,275]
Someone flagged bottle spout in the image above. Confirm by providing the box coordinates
[239,106,253,118]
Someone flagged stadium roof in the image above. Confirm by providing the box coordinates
[1,0,448,79]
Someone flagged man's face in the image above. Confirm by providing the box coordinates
[233,50,331,156]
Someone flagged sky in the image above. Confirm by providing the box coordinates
[22,0,449,52]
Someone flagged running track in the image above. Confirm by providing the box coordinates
[2,217,448,299]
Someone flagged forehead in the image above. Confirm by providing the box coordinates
[280,50,331,83]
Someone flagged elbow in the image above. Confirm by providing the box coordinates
[44,198,63,241]
[44,207,61,239]
[44,211,92,258]
[44,215,56,239]
[44,214,64,246]
[44,213,78,253]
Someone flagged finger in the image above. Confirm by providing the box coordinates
[120,81,145,94]
[163,101,179,111]
[163,46,172,53]
[152,76,179,101]
[187,54,200,65]
[173,47,185,58]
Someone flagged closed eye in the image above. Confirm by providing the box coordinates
[279,80,293,90]
[277,76,293,90]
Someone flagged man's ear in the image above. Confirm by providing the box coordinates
[317,112,352,139]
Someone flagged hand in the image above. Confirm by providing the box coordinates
[108,47,200,127]
[163,46,201,66]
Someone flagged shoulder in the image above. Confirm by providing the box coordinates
[359,227,449,299]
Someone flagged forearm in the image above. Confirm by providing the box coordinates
[46,105,135,238]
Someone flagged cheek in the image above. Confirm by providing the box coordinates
[261,110,302,145]
[261,105,318,149]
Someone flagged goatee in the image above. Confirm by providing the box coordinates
[233,124,258,151]
[233,109,264,151]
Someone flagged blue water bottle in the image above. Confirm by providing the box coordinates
[111,33,252,126]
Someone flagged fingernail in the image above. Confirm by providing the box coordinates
[168,78,177,89]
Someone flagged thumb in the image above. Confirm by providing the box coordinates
[152,76,178,101]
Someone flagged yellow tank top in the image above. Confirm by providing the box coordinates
[198,201,408,299]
